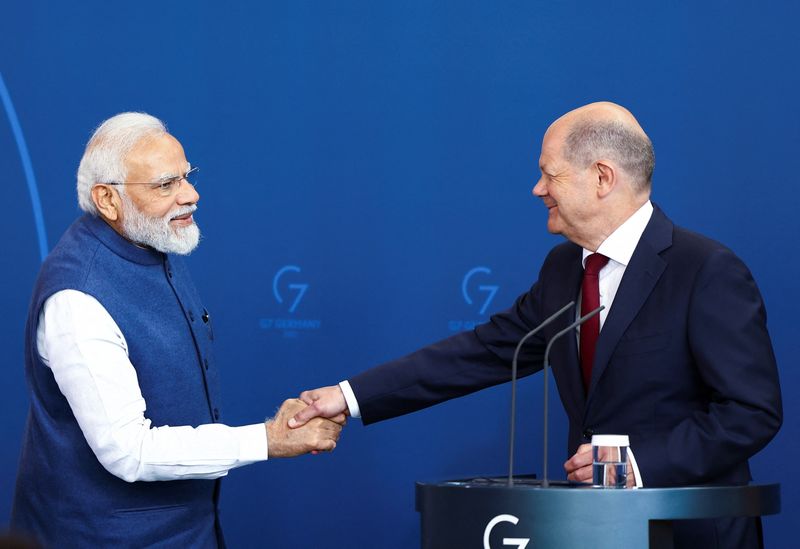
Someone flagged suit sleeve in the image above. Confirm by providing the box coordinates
[349,280,547,425]
[634,248,782,486]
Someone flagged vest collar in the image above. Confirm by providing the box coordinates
[83,214,165,266]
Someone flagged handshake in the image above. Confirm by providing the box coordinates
[265,386,348,458]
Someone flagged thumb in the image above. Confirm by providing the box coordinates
[288,404,320,428]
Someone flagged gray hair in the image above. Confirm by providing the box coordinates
[563,119,655,193]
[76,112,167,214]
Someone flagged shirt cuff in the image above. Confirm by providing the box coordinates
[628,447,644,488]
[237,423,270,461]
[338,380,361,419]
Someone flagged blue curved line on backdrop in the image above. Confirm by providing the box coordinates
[0,72,48,262]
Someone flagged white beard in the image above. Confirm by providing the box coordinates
[119,194,201,255]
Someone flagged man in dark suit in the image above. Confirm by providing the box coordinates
[289,102,782,547]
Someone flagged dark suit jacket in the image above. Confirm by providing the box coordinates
[349,205,782,548]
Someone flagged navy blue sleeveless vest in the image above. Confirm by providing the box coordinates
[11,214,225,548]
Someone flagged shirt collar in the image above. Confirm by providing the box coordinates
[582,200,653,268]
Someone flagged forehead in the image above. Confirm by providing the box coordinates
[125,134,188,179]
[538,123,568,169]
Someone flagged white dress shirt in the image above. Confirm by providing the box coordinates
[339,201,654,485]
[581,200,654,328]
[37,289,268,482]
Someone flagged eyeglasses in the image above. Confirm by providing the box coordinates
[104,166,199,198]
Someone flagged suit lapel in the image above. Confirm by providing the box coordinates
[585,206,673,407]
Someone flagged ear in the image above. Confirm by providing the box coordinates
[594,160,616,198]
[91,184,122,222]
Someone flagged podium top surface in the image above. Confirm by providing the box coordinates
[415,479,780,520]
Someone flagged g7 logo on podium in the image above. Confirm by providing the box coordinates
[272,265,308,313]
[462,266,499,315]
[483,514,530,549]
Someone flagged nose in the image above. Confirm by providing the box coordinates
[177,179,200,204]
[532,176,546,197]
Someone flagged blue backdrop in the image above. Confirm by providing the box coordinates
[1,2,797,547]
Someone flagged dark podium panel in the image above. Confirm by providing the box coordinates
[415,479,780,548]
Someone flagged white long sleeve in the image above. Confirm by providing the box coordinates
[37,289,268,482]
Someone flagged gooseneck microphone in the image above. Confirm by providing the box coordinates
[507,301,575,487]
[541,304,604,488]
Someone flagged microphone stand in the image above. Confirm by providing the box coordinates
[507,301,575,487]
[541,305,604,488]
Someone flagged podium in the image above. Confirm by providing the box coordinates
[415,478,780,548]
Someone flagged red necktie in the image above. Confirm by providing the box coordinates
[580,253,609,393]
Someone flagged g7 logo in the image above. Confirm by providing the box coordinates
[272,265,308,314]
[483,514,530,549]
[462,266,499,316]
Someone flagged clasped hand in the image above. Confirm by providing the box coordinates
[266,398,346,458]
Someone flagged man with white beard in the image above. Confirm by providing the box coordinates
[10,113,343,548]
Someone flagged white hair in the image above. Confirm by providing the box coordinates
[76,112,167,215]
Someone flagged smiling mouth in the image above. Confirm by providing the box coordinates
[171,212,193,221]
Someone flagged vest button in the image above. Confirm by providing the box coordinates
[213,408,220,420]
[189,310,195,322]
[204,358,209,370]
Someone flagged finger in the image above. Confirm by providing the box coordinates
[328,417,345,429]
[307,416,342,430]
[312,422,342,439]
[298,390,317,405]
[314,415,346,428]
[567,465,592,483]
[288,402,322,428]
[564,444,594,473]
[324,425,343,442]
[315,439,336,452]
[564,454,589,474]
[576,465,592,482]
[627,467,636,488]
[566,462,578,480]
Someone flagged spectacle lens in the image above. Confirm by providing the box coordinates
[154,167,199,197]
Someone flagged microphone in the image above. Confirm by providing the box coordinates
[541,304,604,488]
[508,301,575,486]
